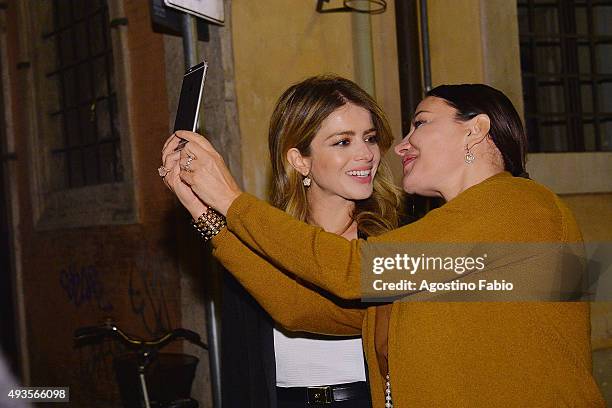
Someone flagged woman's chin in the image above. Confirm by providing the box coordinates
[402,177,420,194]
[345,188,374,201]
[402,185,439,198]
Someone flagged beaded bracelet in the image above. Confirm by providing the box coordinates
[192,208,227,242]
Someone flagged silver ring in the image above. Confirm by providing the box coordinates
[182,155,194,172]
[158,166,170,177]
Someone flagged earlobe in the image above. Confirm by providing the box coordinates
[286,148,311,176]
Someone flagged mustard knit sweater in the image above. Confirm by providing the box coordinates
[211,172,604,407]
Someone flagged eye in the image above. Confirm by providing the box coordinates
[413,120,425,129]
[333,138,350,146]
[364,134,378,144]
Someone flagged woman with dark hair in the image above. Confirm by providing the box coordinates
[427,84,527,176]
[162,75,402,407]
[163,84,605,406]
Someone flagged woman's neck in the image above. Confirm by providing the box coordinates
[306,189,357,238]
[440,164,504,202]
[440,143,506,201]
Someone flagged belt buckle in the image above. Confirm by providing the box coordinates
[306,386,333,404]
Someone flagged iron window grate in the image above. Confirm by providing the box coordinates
[518,0,612,152]
[44,0,122,188]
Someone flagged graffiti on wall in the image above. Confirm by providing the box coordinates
[128,263,172,336]
[59,264,113,312]
[59,257,174,335]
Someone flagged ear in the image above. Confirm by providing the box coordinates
[286,147,311,176]
[467,114,491,141]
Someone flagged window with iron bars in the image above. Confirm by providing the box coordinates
[44,0,121,189]
[517,0,612,152]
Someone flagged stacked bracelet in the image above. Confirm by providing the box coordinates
[192,208,227,242]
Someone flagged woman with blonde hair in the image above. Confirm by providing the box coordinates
[162,75,402,407]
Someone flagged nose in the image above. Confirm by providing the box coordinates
[394,133,412,156]
[355,139,375,161]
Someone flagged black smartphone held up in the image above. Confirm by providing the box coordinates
[174,61,208,134]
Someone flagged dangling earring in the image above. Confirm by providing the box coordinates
[464,131,489,164]
[302,173,312,187]
[464,144,475,164]
[464,130,475,164]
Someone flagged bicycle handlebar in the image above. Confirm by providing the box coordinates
[74,322,208,350]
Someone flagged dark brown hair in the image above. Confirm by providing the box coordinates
[427,84,527,177]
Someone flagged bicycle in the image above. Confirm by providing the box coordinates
[74,321,208,408]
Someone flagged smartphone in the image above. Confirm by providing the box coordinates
[174,61,208,148]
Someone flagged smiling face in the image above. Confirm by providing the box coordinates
[290,102,381,202]
[394,96,468,197]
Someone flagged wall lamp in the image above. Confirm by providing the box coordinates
[316,0,387,14]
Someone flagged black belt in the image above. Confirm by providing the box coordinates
[276,381,369,405]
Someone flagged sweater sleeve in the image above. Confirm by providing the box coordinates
[226,193,367,299]
[224,193,463,300]
[211,228,364,335]
[225,188,584,302]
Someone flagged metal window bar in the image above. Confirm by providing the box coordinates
[527,0,541,151]
[51,140,119,155]
[49,93,117,117]
[560,1,583,150]
[586,0,602,149]
[45,50,113,79]
[85,2,101,184]
[102,3,121,182]
[45,0,121,188]
[50,0,72,188]
[69,0,90,186]
[519,34,612,42]
[41,5,107,40]
[518,0,612,152]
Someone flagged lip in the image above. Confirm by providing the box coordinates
[347,174,373,184]
[347,166,373,172]
[346,167,374,184]
[402,155,417,167]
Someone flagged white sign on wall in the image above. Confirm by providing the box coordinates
[163,0,224,25]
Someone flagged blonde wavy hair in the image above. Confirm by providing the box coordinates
[268,75,403,236]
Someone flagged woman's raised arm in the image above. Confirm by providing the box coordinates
[212,228,364,335]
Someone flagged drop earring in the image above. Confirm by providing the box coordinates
[302,173,312,187]
[464,145,475,164]
[464,131,489,164]
[464,130,475,164]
